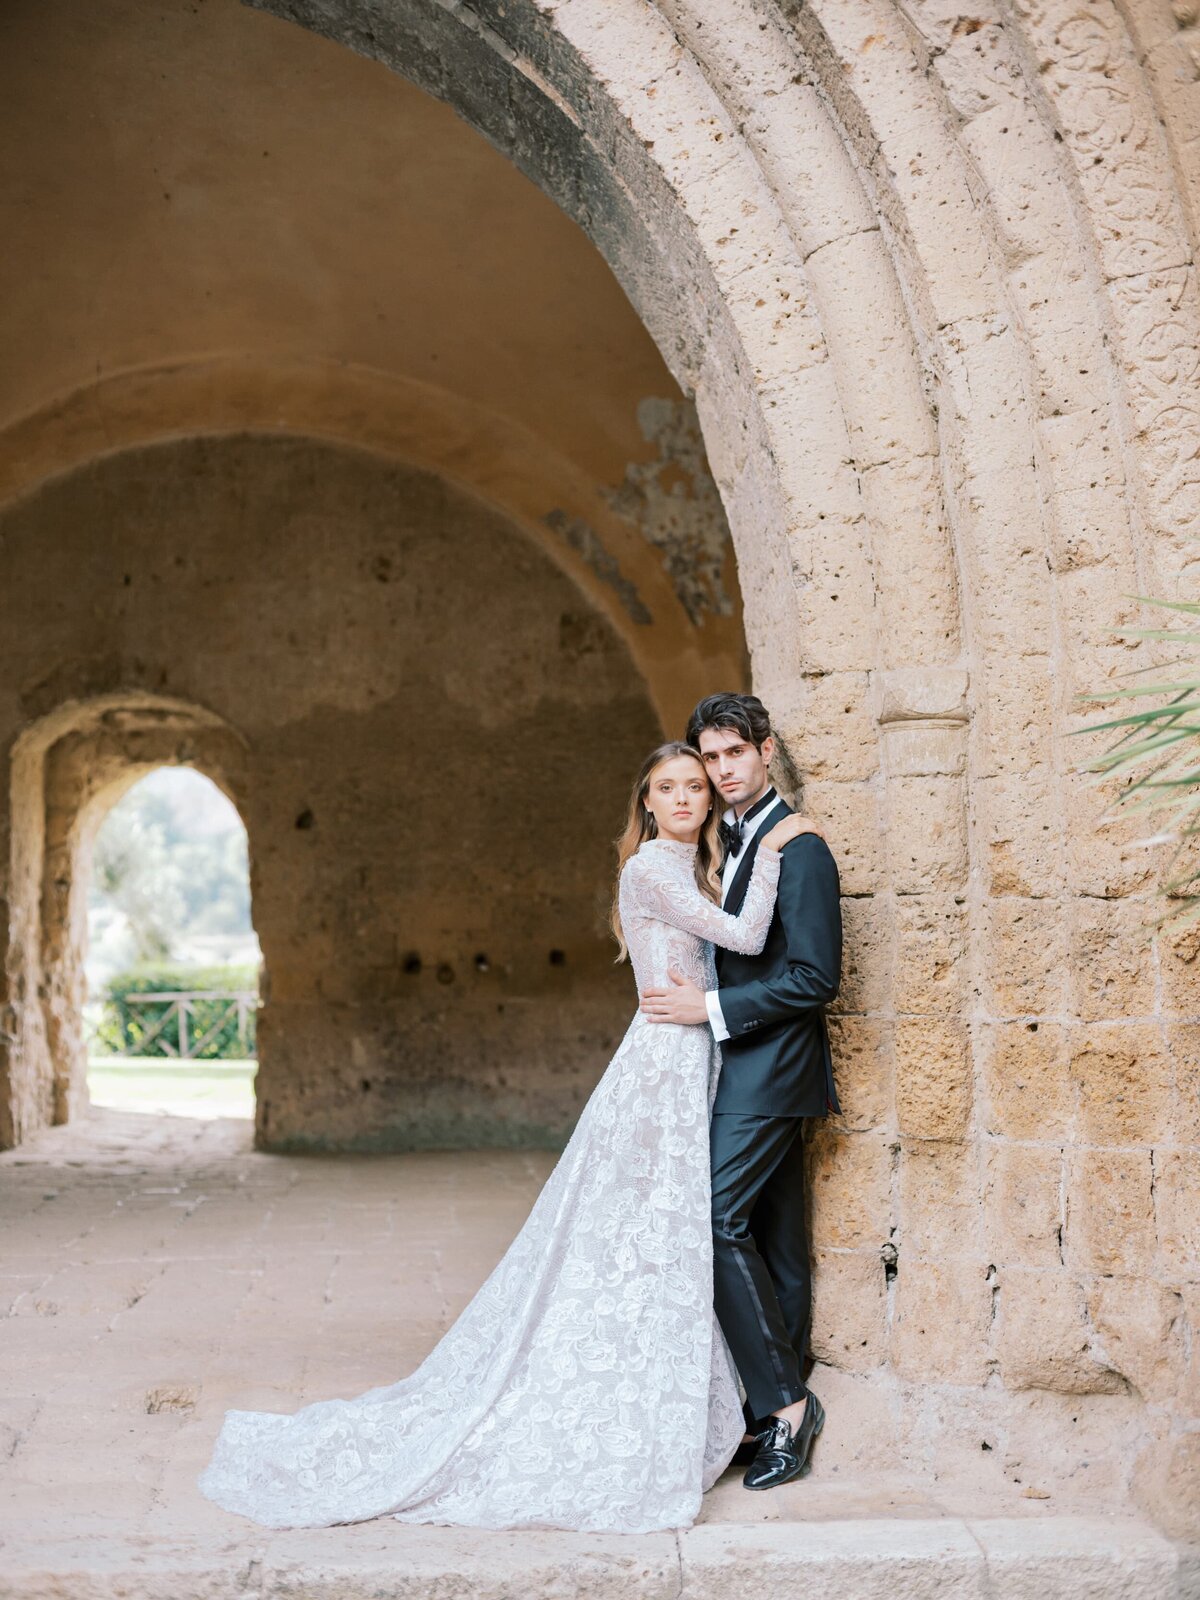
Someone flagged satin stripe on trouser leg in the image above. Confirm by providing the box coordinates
[710,1111,810,1426]
[751,1119,812,1377]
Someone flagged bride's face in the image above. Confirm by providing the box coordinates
[643,754,712,843]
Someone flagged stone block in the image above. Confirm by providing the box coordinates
[967,1515,1183,1596]
[877,668,970,727]
[1166,1023,1200,1147]
[960,403,1049,566]
[1159,920,1200,1020]
[996,1269,1123,1395]
[833,895,893,1016]
[885,777,969,894]
[1181,1285,1200,1418]
[803,779,883,896]
[1069,1025,1172,1147]
[1132,1431,1200,1541]
[979,899,1068,1017]
[826,1016,892,1132]
[787,515,875,674]
[879,720,967,779]
[901,1382,1010,1500]
[984,1144,1064,1269]
[894,1018,971,1140]
[1001,1388,1143,1503]
[1154,1150,1200,1277]
[861,460,961,669]
[255,1528,685,1599]
[1058,548,1144,642]
[891,1259,991,1384]
[804,230,934,469]
[775,670,878,784]
[898,1139,982,1257]
[807,1128,895,1251]
[892,895,968,1017]
[972,650,1055,775]
[980,1023,1075,1142]
[749,80,876,255]
[678,1520,988,1599]
[975,772,1066,897]
[1045,478,1131,584]
[1065,1150,1156,1274]
[1070,899,1157,1022]
[1088,1277,1184,1405]
[756,360,859,513]
[810,1247,887,1373]
[1039,408,1127,498]
[1063,768,1157,900]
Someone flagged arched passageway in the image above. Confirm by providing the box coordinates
[0,0,1197,1537]
[0,0,748,1156]
[1,437,668,1151]
[86,765,260,1120]
[5,694,252,1137]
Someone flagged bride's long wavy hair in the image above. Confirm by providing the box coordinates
[611,741,723,961]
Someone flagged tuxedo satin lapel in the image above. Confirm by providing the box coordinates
[723,799,792,916]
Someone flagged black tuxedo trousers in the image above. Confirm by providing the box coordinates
[710,817,842,1423]
[710,1111,810,1422]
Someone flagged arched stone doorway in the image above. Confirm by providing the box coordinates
[84,763,260,1119]
[0,0,749,1157]
[0,0,1197,1536]
[227,0,1198,1530]
[0,435,678,1152]
[5,693,252,1143]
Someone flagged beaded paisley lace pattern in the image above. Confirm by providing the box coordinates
[198,837,781,1533]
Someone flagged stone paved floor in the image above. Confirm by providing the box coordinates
[0,1110,1188,1598]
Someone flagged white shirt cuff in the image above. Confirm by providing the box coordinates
[706,989,730,1043]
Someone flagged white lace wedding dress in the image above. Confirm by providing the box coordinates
[199,837,781,1533]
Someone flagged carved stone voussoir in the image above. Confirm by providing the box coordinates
[878,668,970,776]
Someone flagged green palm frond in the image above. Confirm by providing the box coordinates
[1075,606,1200,924]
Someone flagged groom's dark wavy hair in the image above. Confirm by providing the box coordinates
[685,692,773,752]
[686,692,804,799]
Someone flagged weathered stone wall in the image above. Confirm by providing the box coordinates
[1,435,660,1149]
[246,0,1200,1534]
[0,0,1197,1542]
[0,0,744,1157]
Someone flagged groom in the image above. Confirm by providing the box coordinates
[640,692,841,1490]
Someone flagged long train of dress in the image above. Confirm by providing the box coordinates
[198,836,781,1533]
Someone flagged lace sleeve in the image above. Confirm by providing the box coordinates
[623,845,781,954]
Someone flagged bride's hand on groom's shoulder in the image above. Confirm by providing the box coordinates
[761,814,824,852]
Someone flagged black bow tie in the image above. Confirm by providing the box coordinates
[718,789,778,862]
[719,818,745,858]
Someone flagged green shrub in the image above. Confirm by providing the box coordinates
[1078,595,1200,930]
[95,962,259,1059]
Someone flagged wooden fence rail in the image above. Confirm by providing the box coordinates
[117,990,259,1059]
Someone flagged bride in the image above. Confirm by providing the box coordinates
[199,740,811,1534]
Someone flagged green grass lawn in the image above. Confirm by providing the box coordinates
[87,1057,256,1120]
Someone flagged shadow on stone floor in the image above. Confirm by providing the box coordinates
[0,1109,1189,1598]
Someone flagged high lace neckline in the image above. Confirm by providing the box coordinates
[642,837,698,856]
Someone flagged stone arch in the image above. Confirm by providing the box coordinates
[0,430,667,1156]
[245,0,1200,1530]
[0,357,745,735]
[0,0,1195,1532]
[3,693,252,1145]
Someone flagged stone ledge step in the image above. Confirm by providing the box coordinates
[0,1516,1195,1600]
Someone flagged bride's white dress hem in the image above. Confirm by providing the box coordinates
[199,837,781,1534]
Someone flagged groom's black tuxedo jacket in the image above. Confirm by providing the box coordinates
[712,798,842,1119]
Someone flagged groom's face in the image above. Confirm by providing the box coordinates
[696,726,774,812]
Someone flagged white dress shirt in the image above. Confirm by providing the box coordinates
[705,787,777,1043]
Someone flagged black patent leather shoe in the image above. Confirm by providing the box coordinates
[742,1393,825,1490]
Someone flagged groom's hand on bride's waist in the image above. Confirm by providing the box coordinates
[640,968,708,1025]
